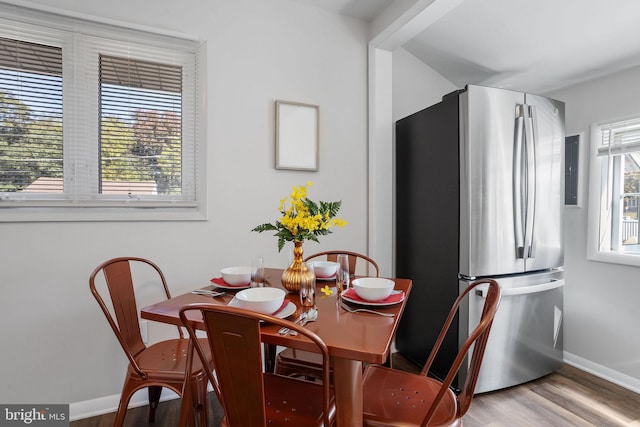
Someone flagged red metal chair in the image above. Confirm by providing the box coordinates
[362,279,501,426]
[89,257,211,426]
[180,303,336,426]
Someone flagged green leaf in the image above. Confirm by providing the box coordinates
[320,200,341,217]
[304,198,319,215]
[306,234,320,243]
[252,223,278,233]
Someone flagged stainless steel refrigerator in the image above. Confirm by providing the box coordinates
[395,84,565,393]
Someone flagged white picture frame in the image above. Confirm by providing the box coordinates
[275,100,319,171]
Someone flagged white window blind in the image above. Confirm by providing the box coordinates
[597,116,640,157]
[0,3,205,221]
[0,36,63,193]
[99,55,183,196]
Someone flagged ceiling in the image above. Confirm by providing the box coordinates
[292,0,640,94]
[289,0,394,23]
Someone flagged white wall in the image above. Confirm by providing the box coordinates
[548,67,640,391]
[367,44,456,275]
[392,47,457,121]
[0,0,371,415]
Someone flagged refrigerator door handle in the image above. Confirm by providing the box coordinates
[475,279,564,298]
[513,104,526,258]
[523,105,537,258]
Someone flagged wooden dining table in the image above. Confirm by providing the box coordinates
[140,267,412,427]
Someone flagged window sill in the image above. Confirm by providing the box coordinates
[0,205,207,222]
[587,251,640,268]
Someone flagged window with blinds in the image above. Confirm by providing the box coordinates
[0,37,63,193]
[0,3,205,221]
[99,55,183,196]
[589,116,640,264]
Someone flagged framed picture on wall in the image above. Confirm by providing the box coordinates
[275,100,319,171]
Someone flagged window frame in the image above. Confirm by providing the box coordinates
[587,118,640,266]
[0,4,206,222]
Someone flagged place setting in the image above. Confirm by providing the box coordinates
[190,266,252,299]
[277,307,318,335]
[227,287,297,319]
[190,259,297,319]
[209,265,253,290]
[339,277,404,317]
[309,260,339,281]
[198,256,267,293]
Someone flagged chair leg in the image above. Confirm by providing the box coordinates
[178,379,195,427]
[194,377,209,427]
[177,383,205,427]
[113,400,129,427]
[114,385,136,427]
[148,385,162,422]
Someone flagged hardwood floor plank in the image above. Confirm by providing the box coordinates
[462,364,640,427]
[465,384,593,427]
[532,377,636,426]
[553,365,640,417]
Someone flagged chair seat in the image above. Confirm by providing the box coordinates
[275,346,391,382]
[132,338,210,381]
[275,348,333,381]
[362,365,459,427]
[123,337,212,426]
[264,373,336,426]
[220,374,336,427]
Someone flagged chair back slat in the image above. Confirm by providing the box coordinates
[102,260,146,357]
[181,303,335,427]
[202,310,266,425]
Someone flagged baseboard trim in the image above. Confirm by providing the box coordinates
[564,351,640,394]
[69,389,179,421]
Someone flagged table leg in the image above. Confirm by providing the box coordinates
[264,343,277,373]
[332,357,363,427]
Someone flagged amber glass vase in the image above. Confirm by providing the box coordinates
[281,241,315,293]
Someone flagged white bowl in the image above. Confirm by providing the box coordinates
[310,261,339,278]
[234,287,286,314]
[221,266,252,286]
[352,278,395,301]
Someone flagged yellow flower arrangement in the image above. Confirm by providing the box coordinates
[252,182,347,251]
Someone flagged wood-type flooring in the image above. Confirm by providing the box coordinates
[71,353,640,426]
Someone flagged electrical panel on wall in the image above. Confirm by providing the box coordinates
[565,134,580,206]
